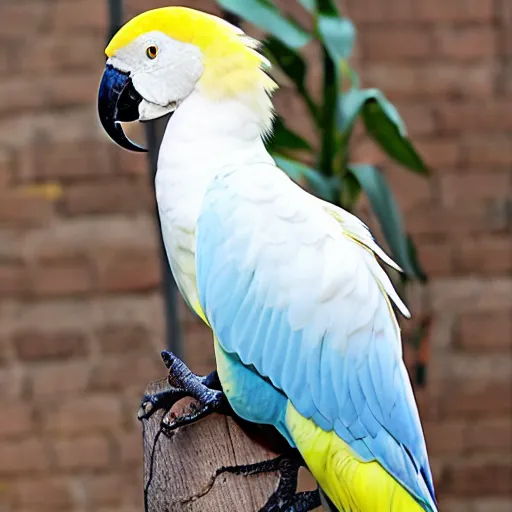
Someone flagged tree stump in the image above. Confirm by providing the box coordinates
[141,377,282,511]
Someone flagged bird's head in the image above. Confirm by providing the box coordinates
[98,6,277,152]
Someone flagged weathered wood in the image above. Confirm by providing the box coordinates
[141,377,282,511]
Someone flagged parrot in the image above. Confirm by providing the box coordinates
[97,6,438,512]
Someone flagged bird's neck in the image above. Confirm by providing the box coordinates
[155,89,274,228]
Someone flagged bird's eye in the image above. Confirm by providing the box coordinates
[146,45,158,60]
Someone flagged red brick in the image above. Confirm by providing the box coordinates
[415,240,454,276]
[466,418,512,453]
[95,247,161,293]
[117,431,143,466]
[54,435,112,470]
[0,367,26,400]
[455,236,512,275]
[0,2,49,38]
[0,262,30,298]
[116,148,149,176]
[0,194,54,227]
[29,361,90,397]
[43,395,123,433]
[433,26,497,60]
[85,470,142,509]
[414,139,461,168]
[84,473,125,506]
[361,63,417,98]
[441,381,512,418]
[457,312,512,351]
[447,353,511,382]
[31,256,92,297]
[347,0,415,22]
[362,62,494,99]
[59,178,153,216]
[395,104,437,136]
[14,477,74,508]
[424,421,467,455]
[502,0,512,57]
[97,324,151,354]
[438,100,512,132]
[464,135,512,166]
[416,0,494,22]
[0,402,33,438]
[440,171,511,208]
[445,459,512,495]
[0,438,49,475]
[12,330,88,361]
[363,27,432,60]
[0,338,8,367]
[407,202,484,237]
[417,62,494,98]
[0,73,97,115]
[0,41,10,75]
[44,72,102,109]
[88,356,161,392]
[0,78,46,116]
[52,0,108,32]
[19,34,105,74]
[439,497,512,512]
[185,321,216,376]
[385,166,432,212]
[20,142,114,182]
[431,278,512,313]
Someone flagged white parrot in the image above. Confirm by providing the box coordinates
[97,7,437,512]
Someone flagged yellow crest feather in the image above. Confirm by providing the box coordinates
[105,6,277,104]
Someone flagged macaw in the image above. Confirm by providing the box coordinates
[97,6,437,512]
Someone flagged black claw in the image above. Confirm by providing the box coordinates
[216,455,286,479]
[140,352,228,432]
[137,388,186,420]
[215,453,320,512]
[160,350,174,369]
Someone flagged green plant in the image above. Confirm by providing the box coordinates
[218,0,431,380]
[219,0,428,279]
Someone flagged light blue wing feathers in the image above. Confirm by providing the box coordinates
[196,165,436,510]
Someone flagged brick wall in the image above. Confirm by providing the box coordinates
[0,1,510,511]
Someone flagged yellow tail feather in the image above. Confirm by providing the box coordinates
[286,403,426,512]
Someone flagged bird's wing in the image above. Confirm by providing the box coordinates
[195,164,435,509]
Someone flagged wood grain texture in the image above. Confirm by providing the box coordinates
[141,378,281,512]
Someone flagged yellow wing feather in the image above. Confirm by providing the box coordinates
[286,404,426,512]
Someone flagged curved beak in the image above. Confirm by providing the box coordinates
[97,64,147,152]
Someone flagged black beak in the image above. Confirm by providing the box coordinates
[98,64,147,152]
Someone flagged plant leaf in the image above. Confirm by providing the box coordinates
[362,96,427,174]
[265,37,307,89]
[348,164,420,278]
[298,0,315,13]
[264,37,320,126]
[337,88,373,133]
[338,88,428,174]
[267,116,311,152]
[317,16,356,67]
[217,0,311,49]
[274,154,336,201]
[316,0,339,15]
[406,234,428,283]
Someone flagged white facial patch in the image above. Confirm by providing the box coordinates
[109,31,204,121]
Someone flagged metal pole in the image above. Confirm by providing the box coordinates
[106,0,183,358]
[145,118,183,358]
[107,0,123,42]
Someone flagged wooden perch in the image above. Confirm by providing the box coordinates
[141,377,283,511]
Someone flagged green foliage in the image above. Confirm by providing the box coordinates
[217,0,429,284]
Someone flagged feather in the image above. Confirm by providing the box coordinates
[196,163,437,512]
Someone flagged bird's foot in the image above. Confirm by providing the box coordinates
[216,453,321,512]
[137,350,229,433]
